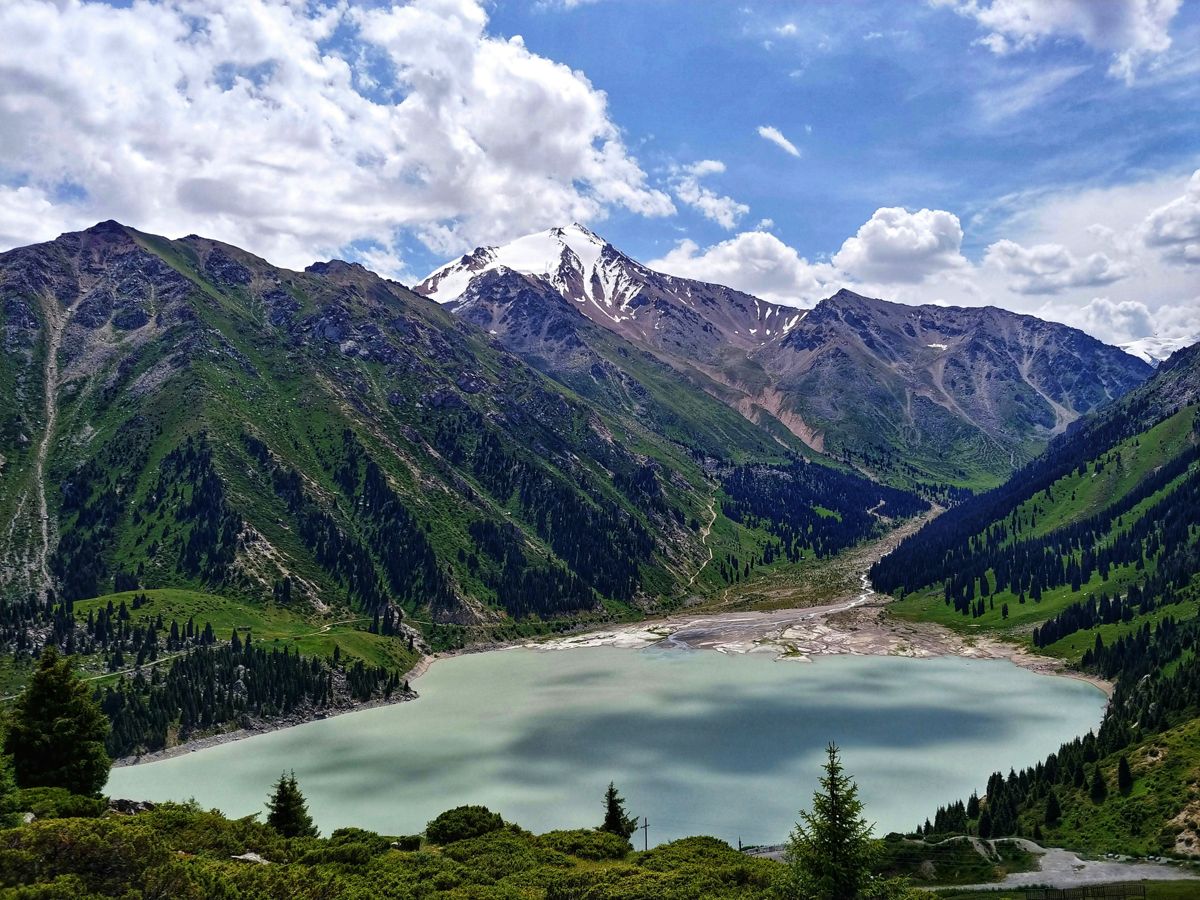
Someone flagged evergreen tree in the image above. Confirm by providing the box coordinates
[266,771,318,838]
[779,743,878,900]
[1117,756,1133,795]
[977,809,992,839]
[1089,767,1108,804]
[600,782,637,839]
[1044,789,1061,825]
[3,647,110,796]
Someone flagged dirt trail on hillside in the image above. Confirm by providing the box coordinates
[23,294,78,599]
[684,496,718,589]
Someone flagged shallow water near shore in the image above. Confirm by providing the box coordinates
[108,646,1105,845]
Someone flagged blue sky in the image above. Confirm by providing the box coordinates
[0,0,1197,346]
[484,0,1200,262]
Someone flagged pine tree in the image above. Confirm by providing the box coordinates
[266,770,318,838]
[779,743,878,900]
[1044,789,1061,825]
[3,647,111,796]
[1117,756,1133,795]
[1089,766,1108,804]
[600,782,637,839]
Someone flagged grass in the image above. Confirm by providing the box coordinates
[1042,599,1200,663]
[889,559,1153,637]
[1006,405,1197,541]
[888,403,1198,656]
[879,836,1038,886]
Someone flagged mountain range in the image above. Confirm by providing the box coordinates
[0,217,1193,772]
[0,221,918,634]
[418,225,1152,488]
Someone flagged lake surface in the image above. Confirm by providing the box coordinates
[108,646,1106,845]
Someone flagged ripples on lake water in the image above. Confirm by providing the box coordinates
[108,647,1106,845]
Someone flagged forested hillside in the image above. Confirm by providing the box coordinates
[873,343,1200,856]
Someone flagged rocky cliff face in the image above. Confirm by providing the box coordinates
[763,290,1152,486]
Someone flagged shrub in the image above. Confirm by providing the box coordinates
[539,828,631,860]
[298,842,374,867]
[425,805,505,845]
[0,818,167,895]
[13,787,106,820]
[327,827,394,856]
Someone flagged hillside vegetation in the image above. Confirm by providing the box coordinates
[873,344,1200,858]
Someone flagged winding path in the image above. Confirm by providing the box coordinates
[685,496,719,589]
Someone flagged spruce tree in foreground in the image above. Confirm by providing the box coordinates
[266,771,319,838]
[3,647,110,796]
[600,781,638,839]
[778,743,878,900]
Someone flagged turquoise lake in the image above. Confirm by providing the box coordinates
[107,646,1106,846]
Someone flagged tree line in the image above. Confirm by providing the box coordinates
[722,459,929,561]
[872,407,1198,598]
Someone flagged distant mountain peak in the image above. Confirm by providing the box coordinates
[415,224,623,306]
[82,219,129,235]
[305,259,370,276]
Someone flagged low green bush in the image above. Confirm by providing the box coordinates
[12,787,106,820]
[425,804,505,845]
[539,828,631,860]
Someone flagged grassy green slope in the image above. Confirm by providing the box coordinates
[888,402,1199,647]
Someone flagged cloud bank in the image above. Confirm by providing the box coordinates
[0,0,671,275]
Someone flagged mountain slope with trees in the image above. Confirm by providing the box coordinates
[872,342,1200,857]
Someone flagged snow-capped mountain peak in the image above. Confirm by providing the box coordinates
[1119,335,1198,366]
[415,225,809,358]
[416,224,644,313]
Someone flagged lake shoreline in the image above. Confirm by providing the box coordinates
[112,588,1110,769]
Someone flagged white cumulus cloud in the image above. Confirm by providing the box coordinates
[934,0,1182,82]
[756,125,802,158]
[983,239,1134,294]
[0,0,672,272]
[669,160,749,230]
[1051,297,1156,344]
[1141,169,1200,266]
[649,230,839,306]
[832,207,969,283]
